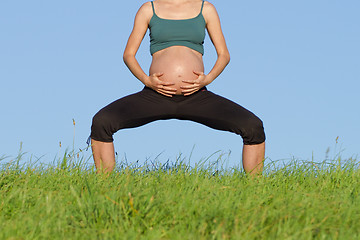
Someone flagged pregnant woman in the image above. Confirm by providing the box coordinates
[90,0,266,175]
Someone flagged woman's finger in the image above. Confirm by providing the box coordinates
[162,85,177,91]
[181,84,198,89]
[180,85,192,89]
[181,87,200,92]
[157,89,173,97]
[183,90,197,96]
[158,86,177,94]
[157,83,176,91]
[153,72,164,77]
[181,87,198,93]
[182,79,196,84]
[182,89,197,94]
[162,82,175,86]
[193,70,204,76]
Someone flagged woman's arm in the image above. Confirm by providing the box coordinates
[203,2,230,82]
[123,2,177,97]
[123,3,152,85]
[181,2,230,96]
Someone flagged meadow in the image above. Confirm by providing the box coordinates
[1,149,359,240]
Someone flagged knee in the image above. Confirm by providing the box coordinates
[90,110,114,142]
[241,116,266,145]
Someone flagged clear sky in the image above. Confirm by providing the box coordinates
[1,0,359,169]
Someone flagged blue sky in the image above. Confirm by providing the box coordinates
[1,0,359,169]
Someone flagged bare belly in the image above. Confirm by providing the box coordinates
[150,46,204,95]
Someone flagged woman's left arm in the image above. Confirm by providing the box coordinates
[181,2,230,95]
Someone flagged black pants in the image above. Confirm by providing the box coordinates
[91,87,265,145]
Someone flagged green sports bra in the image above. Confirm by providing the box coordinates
[149,1,206,55]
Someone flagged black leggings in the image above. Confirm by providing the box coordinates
[91,87,265,145]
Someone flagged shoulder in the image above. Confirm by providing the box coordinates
[134,2,154,23]
[202,1,220,23]
[202,1,217,14]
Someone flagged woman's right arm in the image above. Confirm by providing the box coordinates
[123,2,176,97]
[123,3,152,85]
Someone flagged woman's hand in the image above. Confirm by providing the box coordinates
[181,71,210,96]
[146,73,177,97]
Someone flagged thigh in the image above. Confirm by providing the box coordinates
[177,90,261,135]
[96,87,177,130]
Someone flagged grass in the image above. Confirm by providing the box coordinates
[0,150,359,239]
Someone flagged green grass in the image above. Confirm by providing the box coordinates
[1,151,359,240]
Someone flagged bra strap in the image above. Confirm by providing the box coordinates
[151,1,155,14]
[200,1,205,13]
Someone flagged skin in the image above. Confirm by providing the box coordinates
[92,0,265,176]
[149,46,205,95]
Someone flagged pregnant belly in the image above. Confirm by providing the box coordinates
[149,46,204,95]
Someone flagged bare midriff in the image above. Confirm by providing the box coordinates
[149,46,204,95]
